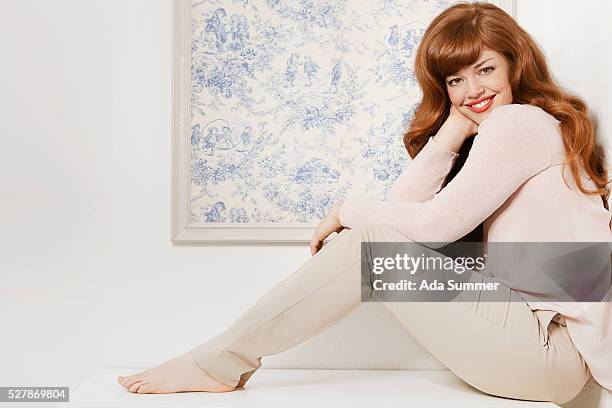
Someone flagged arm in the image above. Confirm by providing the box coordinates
[387,135,460,202]
[339,105,551,244]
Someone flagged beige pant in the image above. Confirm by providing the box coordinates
[189,224,592,405]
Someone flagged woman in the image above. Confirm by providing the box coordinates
[117,2,611,404]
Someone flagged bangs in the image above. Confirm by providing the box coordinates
[428,23,484,80]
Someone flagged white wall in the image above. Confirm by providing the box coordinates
[1,0,610,390]
[0,0,114,388]
[515,0,612,150]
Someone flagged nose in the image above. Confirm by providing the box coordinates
[466,79,485,100]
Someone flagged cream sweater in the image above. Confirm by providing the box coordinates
[339,104,612,391]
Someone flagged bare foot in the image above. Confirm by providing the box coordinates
[116,351,235,394]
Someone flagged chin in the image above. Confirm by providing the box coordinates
[466,104,498,122]
[474,112,490,123]
[461,109,485,124]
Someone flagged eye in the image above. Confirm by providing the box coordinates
[447,66,495,87]
[447,78,461,86]
[480,66,495,74]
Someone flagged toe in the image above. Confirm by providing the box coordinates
[136,382,152,394]
[124,374,143,388]
[129,381,144,393]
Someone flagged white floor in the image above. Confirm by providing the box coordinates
[55,368,560,408]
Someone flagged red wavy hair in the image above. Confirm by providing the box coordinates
[405,2,610,238]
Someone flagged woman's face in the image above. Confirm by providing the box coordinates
[445,47,513,124]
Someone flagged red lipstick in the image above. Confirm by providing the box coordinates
[466,95,495,113]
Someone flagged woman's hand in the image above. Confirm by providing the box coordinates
[310,200,345,256]
[448,104,479,140]
[433,104,480,153]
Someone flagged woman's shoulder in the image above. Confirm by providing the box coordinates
[475,103,554,163]
[481,103,559,130]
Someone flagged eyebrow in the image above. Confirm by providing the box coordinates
[473,57,494,69]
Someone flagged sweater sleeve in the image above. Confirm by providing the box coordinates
[338,104,551,244]
[387,136,460,202]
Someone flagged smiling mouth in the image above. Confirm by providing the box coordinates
[466,95,495,112]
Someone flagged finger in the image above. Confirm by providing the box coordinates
[316,241,323,252]
[310,240,319,256]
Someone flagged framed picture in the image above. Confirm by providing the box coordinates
[171,0,515,243]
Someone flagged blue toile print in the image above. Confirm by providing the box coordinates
[189,0,488,225]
